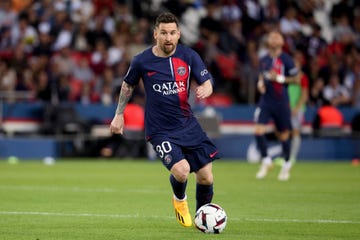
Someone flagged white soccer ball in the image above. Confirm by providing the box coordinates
[194,203,227,234]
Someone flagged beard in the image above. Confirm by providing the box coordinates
[160,43,176,55]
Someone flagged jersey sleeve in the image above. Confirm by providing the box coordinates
[301,74,309,89]
[284,54,298,77]
[190,49,213,85]
[124,55,142,86]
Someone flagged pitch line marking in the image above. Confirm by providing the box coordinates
[0,185,116,193]
[0,185,166,194]
[0,211,359,224]
[241,217,360,224]
[0,211,138,218]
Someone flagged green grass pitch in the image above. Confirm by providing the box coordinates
[0,159,359,240]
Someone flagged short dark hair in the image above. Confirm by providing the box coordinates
[154,12,179,28]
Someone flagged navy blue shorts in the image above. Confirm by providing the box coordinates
[149,135,220,173]
[254,102,292,132]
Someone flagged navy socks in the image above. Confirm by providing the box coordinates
[170,174,187,200]
[196,183,213,211]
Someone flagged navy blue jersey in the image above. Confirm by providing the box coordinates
[255,52,298,131]
[124,44,212,143]
[258,52,298,105]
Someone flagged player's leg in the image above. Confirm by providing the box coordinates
[278,130,291,162]
[195,162,214,211]
[170,160,193,227]
[275,107,293,181]
[254,106,273,178]
[170,159,190,199]
[290,111,303,163]
[151,137,193,227]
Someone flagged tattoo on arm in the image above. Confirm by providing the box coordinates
[116,82,134,115]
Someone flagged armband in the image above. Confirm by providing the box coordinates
[276,75,285,83]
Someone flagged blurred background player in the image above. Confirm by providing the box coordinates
[288,53,309,164]
[110,12,220,227]
[254,31,299,181]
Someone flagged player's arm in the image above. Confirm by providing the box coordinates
[257,74,266,94]
[196,79,213,99]
[297,75,308,107]
[266,70,300,84]
[110,81,135,134]
[284,73,300,84]
[293,74,309,114]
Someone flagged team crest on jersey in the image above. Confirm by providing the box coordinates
[164,154,172,165]
[177,67,186,76]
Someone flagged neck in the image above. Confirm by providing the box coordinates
[269,48,281,58]
[153,45,175,57]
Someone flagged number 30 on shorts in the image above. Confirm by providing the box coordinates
[155,141,172,158]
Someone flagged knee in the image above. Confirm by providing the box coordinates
[278,131,290,141]
[197,173,213,185]
[254,124,265,135]
[171,160,190,182]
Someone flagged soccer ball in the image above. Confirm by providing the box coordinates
[194,203,227,234]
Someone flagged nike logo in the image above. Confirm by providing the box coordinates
[209,150,219,158]
[147,71,157,77]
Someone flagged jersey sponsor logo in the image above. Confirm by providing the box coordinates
[152,81,186,95]
[147,71,157,77]
[200,69,208,76]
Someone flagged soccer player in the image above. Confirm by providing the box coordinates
[254,31,299,181]
[110,12,220,227]
[288,54,309,164]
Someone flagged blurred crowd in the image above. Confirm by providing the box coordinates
[0,0,360,110]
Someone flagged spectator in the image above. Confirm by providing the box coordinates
[11,42,28,82]
[261,0,281,32]
[332,15,355,47]
[85,14,112,49]
[33,70,52,102]
[77,81,97,105]
[107,33,126,67]
[70,21,91,52]
[0,0,17,30]
[323,74,351,107]
[0,59,17,102]
[96,67,114,106]
[72,56,94,83]
[89,39,108,76]
[305,23,328,58]
[11,11,38,53]
[351,70,360,109]
[33,22,53,56]
[56,73,71,102]
[280,6,302,37]
[52,17,74,51]
[51,45,76,77]
[312,99,344,137]
[0,26,13,52]
[308,77,326,107]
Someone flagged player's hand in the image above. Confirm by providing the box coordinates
[110,113,125,134]
[265,70,285,83]
[196,80,213,99]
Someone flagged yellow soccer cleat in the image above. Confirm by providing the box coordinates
[172,196,192,227]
